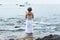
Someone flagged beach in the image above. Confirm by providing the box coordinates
[0,4,60,40]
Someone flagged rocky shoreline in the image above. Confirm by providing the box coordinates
[8,34,60,40]
[0,34,60,40]
[36,34,60,40]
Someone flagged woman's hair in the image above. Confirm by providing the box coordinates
[27,7,32,12]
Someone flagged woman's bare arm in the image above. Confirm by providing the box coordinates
[32,13,34,18]
[25,14,27,19]
[25,11,27,19]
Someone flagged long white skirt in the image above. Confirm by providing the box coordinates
[25,20,33,33]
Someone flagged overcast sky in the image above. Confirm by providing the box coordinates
[0,0,60,17]
[0,0,60,4]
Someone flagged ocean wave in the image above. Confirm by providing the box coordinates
[0,28,25,31]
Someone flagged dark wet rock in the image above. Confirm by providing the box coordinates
[36,34,60,40]
[15,26,20,28]
[19,5,25,7]
[9,39,14,40]
[44,34,53,38]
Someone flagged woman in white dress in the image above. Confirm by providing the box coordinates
[25,7,34,36]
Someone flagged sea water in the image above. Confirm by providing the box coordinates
[0,4,60,39]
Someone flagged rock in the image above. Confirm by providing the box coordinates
[9,39,14,40]
[43,34,53,38]
[19,5,25,7]
[35,34,60,40]
[15,26,20,28]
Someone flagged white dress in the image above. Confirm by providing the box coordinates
[25,15,33,33]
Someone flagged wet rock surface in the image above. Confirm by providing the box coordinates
[9,39,14,40]
[36,34,60,40]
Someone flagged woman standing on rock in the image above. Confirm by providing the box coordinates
[25,7,34,36]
